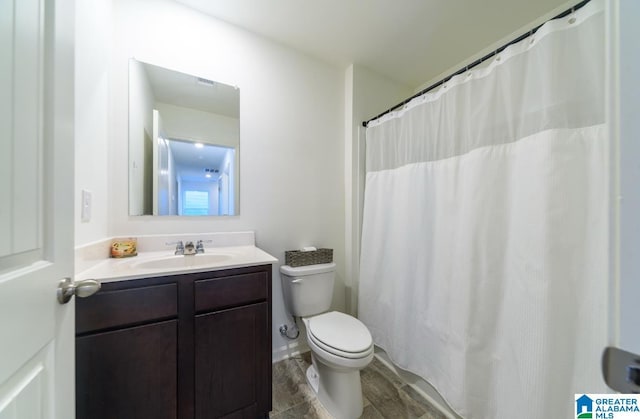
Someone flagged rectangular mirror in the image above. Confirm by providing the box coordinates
[128,59,239,216]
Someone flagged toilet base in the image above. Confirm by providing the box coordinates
[306,364,319,393]
[305,358,365,419]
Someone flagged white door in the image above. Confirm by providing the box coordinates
[608,0,640,354]
[152,109,160,215]
[613,0,640,356]
[600,0,640,392]
[0,0,76,417]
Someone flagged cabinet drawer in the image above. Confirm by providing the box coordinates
[195,272,268,313]
[76,283,178,334]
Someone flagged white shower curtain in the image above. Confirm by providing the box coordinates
[359,1,608,418]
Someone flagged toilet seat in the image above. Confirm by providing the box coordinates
[307,311,373,359]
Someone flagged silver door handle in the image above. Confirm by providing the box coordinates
[602,346,640,392]
[57,277,101,304]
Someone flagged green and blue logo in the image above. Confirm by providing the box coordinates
[575,393,640,418]
[577,394,594,418]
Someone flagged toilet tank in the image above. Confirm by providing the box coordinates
[280,262,336,317]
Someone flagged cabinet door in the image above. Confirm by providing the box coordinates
[195,302,269,419]
[76,320,178,419]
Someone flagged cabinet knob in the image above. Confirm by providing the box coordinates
[57,277,101,304]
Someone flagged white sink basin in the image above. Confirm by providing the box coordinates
[75,239,279,284]
[131,253,233,270]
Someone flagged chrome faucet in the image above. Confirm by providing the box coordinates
[173,241,185,255]
[184,241,196,255]
[169,239,207,256]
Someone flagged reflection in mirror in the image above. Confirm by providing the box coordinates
[128,59,239,216]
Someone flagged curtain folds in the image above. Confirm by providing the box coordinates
[358,2,608,418]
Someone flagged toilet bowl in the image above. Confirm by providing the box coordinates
[303,312,373,419]
[280,263,374,419]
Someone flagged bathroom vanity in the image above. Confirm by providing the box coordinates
[74,237,276,419]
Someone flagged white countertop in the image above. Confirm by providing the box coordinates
[76,245,278,283]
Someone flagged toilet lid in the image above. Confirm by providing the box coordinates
[308,311,372,354]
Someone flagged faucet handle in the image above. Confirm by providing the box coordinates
[169,240,184,255]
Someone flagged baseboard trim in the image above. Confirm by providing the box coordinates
[272,341,310,363]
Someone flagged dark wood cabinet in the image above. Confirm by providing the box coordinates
[76,320,178,419]
[76,264,272,419]
[195,303,270,419]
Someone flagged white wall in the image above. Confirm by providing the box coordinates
[155,102,239,147]
[344,64,412,314]
[75,0,111,245]
[109,0,345,357]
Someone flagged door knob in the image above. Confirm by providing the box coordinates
[602,346,640,392]
[628,365,640,386]
[57,277,101,304]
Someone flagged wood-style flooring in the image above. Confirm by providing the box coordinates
[270,351,448,419]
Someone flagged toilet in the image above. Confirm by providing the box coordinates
[280,262,373,419]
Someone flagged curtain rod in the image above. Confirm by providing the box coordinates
[362,0,591,128]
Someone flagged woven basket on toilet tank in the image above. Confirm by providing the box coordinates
[284,248,333,267]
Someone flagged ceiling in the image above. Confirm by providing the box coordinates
[142,60,239,118]
[168,139,231,181]
[175,0,573,88]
